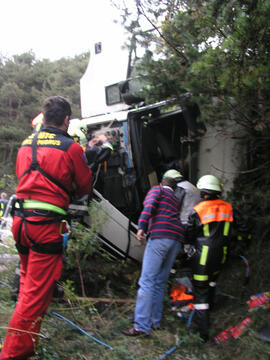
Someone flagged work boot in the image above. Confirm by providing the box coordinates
[122,327,149,336]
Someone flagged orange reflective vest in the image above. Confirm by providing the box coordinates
[193,199,233,225]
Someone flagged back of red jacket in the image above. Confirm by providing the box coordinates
[16,127,92,210]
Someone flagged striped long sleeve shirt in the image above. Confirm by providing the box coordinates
[138,185,184,242]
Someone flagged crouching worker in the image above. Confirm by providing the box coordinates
[186,175,233,342]
[122,177,184,336]
[0,96,92,360]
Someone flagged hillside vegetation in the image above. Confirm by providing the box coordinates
[1,222,270,359]
[1,1,270,358]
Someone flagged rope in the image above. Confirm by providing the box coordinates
[51,312,137,359]
[187,309,195,329]
[51,312,113,350]
[153,340,184,360]
[152,309,194,360]
[0,281,11,288]
[239,255,250,278]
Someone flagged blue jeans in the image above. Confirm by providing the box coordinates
[134,238,181,333]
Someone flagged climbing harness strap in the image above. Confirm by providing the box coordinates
[13,198,69,255]
[15,199,67,216]
[19,131,71,198]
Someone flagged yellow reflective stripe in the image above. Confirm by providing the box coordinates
[0,203,4,216]
[222,246,228,264]
[203,223,210,236]
[16,200,67,216]
[223,221,230,236]
[237,235,242,240]
[200,245,209,266]
[35,123,42,132]
[193,274,208,281]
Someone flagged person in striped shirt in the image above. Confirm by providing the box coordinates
[122,177,184,336]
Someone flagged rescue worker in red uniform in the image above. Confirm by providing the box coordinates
[186,175,233,342]
[0,96,92,360]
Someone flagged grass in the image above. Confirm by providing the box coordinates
[1,236,270,359]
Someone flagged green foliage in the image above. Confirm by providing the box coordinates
[118,1,270,129]
[63,202,109,296]
[0,174,16,196]
[60,279,78,303]
[0,51,89,173]
[119,0,270,243]
[65,202,106,270]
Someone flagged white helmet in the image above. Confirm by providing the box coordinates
[68,119,87,146]
[163,169,183,180]
[196,175,221,193]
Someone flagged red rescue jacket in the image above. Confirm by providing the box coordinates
[16,127,92,210]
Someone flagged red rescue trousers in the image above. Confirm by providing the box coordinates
[0,216,64,360]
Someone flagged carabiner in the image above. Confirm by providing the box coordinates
[59,220,71,236]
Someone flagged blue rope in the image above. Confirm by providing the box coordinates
[152,309,193,360]
[52,312,113,350]
[0,280,11,288]
[187,309,195,329]
[239,255,250,278]
[153,340,184,360]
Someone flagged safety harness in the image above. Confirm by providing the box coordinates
[14,131,71,255]
[20,131,72,198]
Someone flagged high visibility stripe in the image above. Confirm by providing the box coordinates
[202,213,232,221]
[200,245,209,265]
[0,202,4,217]
[16,200,67,216]
[209,282,216,287]
[223,221,230,236]
[193,303,209,310]
[193,274,208,281]
[203,223,210,237]
[221,246,228,264]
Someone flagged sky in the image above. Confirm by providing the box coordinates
[0,0,127,61]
